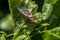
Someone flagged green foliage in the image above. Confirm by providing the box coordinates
[42,27,60,40]
[0,0,60,40]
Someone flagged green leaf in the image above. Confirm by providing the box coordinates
[0,34,6,40]
[52,0,60,17]
[24,36,31,40]
[15,34,27,40]
[52,0,58,4]
[47,0,60,29]
[42,27,60,40]
[0,14,14,31]
[42,0,57,20]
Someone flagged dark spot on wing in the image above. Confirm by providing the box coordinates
[23,10,30,14]
[19,7,30,13]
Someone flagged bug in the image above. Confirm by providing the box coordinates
[17,7,34,23]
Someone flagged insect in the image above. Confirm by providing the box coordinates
[17,6,34,23]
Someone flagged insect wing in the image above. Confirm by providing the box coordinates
[17,7,31,16]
